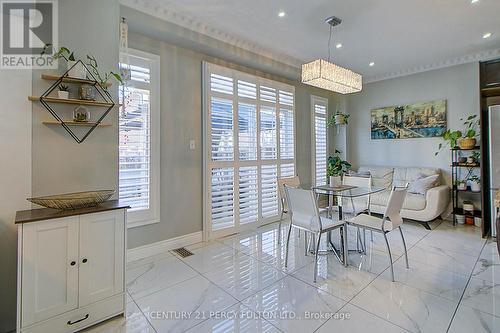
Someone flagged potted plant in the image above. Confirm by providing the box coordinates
[456,180,467,191]
[458,115,480,150]
[86,54,122,89]
[57,84,69,99]
[328,110,350,127]
[435,114,480,155]
[469,151,481,165]
[469,175,481,192]
[327,149,351,187]
[53,47,86,79]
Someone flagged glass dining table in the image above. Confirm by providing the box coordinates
[308,184,387,264]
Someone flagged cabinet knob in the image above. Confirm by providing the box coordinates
[82,258,88,263]
[70,261,76,266]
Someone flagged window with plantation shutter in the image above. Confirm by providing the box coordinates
[204,62,296,239]
[311,96,328,187]
[119,49,160,227]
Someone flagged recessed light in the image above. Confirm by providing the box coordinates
[336,43,342,48]
[369,62,375,67]
[483,32,492,39]
[278,11,286,18]
[471,0,479,4]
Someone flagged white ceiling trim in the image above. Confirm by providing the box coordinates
[120,0,303,68]
[365,48,500,83]
[122,0,500,85]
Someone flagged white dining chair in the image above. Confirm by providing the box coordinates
[277,176,301,244]
[284,185,346,282]
[345,185,409,282]
[342,175,373,253]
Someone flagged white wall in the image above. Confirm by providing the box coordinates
[0,70,31,332]
[347,62,480,184]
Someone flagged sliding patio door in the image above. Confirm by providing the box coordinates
[203,63,296,240]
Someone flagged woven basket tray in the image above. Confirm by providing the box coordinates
[28,190,115,210]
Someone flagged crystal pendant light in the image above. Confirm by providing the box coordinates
[302,16,362,94]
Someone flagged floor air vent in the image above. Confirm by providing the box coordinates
[172,247,194,258]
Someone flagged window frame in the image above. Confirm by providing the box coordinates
[311,95,329,186]
[203,62,296,240]
[119,48,161,229]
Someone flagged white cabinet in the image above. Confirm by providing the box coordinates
[16,204,127,333]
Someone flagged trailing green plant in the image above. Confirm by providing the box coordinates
[86,55,122,89]
[435,114,480,156]
[327,110,350,127]
[58,84,69,91]
[327,149,352,177]
[468,175,481,184]
[51,46,76,61]
[471,151,481,162]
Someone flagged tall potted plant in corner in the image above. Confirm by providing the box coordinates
[327,149,351,187]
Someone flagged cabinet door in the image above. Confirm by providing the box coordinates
[22,217,79,326]
[78,210,125,306]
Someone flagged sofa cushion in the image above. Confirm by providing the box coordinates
[408,174,440,195]
[393,167,441,187]
[357,166,394,189]
[370,191,427,211]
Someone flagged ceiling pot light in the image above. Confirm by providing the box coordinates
[369,62,375,66]
[483,32,492,39]
[278,11,286,17]
[336,43,342,48]
[301,16,362,94]
[471,0,479,4]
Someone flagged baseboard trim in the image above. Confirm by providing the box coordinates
[127,231,203,262]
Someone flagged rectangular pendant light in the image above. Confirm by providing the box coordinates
[302,59,362,94]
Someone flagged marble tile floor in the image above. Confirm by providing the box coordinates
[82,220,500,333]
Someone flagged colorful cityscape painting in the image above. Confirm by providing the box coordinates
[371,99,447,139]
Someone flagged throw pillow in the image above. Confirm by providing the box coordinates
[408,174,440,195]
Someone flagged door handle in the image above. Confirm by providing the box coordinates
[67,314,89,325]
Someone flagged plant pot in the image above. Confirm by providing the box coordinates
[470,182,481,192]
[67,60,86,79]
[57,91,69,99]
[458,137,476,150]
[73,106,91,122]
[334,115,346,125]
[457,182,467,191]
[329,176,342,187]
[474,217,482,227]
[467,156,475,164]
[459,157,467,164]
[456,215,465,225]
[463,201,475,214]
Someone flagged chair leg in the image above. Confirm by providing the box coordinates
[278,210,284,244]
[383,232,395,282]
[314,233,322,283]
[399,227,409,269]
[343,225,349,267]
[304,231,308,257]
[284,223,293,268]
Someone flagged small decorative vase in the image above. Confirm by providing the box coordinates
[467,156,475,164]
[67,61,86,79]
[456,215,465,225]
[73,106,91,122]
[459,157,467,164]
[79,84,95,101]
[463,201,475,214]
[457,182,467,191]
[57,91,69,99]
[470,182,481,192]
[458,137,476,150]
[329,176,342,187]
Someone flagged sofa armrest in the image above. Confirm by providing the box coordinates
[425,185,450,217]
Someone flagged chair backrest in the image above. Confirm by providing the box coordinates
[278,176,300,211]
[284,185,322,232]
[383,185,408,230]
[342,175,372,212]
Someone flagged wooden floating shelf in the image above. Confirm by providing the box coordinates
[42,121,112,127]
[29,96,114,107]
[451,162,480,168]
[41,74,112,87]
[451,146,480,151]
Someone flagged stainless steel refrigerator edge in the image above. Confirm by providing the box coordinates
[489,104,500,237]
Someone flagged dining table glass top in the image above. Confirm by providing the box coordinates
[311,184,387,198]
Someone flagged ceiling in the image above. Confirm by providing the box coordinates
[124,0,500,82]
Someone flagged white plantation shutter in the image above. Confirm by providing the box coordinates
[119,50,160,227]
[312,96,328,186]
[204,63,296,238]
